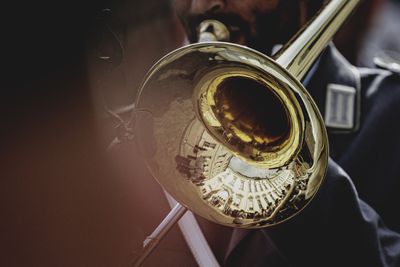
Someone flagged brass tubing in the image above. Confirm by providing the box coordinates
[274,0,361,80]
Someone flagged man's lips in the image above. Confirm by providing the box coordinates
[197,22,247,45]
[188,14,249,44]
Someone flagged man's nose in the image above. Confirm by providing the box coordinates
[190,0,226,14]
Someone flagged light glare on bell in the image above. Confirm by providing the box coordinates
[134,0,360,228]
[135,42,327,228]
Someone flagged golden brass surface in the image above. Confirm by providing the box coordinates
[135,43,326,227]
[134,0,359,228]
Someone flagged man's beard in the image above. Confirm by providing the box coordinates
[250,2,302,56]
[180,3,301,57]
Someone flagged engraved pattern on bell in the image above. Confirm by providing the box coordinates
[176,119,311,227]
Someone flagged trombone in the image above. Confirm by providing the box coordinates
[131,0,360,265]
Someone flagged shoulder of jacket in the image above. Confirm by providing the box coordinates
[356,64,400,97]
[373,51,400,75]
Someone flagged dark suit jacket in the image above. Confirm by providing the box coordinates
[225,44,400,267]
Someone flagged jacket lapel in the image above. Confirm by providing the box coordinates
[307,43,361,134]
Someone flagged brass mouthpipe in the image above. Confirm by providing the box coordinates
[274,0,361,80]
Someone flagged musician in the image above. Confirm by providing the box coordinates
[170,0,400,266]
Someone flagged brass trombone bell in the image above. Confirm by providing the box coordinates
[135,41,327,227]
[131,0,360,265]
[134,0,361,228]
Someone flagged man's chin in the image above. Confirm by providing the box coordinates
[244,41,274,56]
[230,35,247,47]
[184,30,273,56]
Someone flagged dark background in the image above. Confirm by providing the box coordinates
[1,0,191,266]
